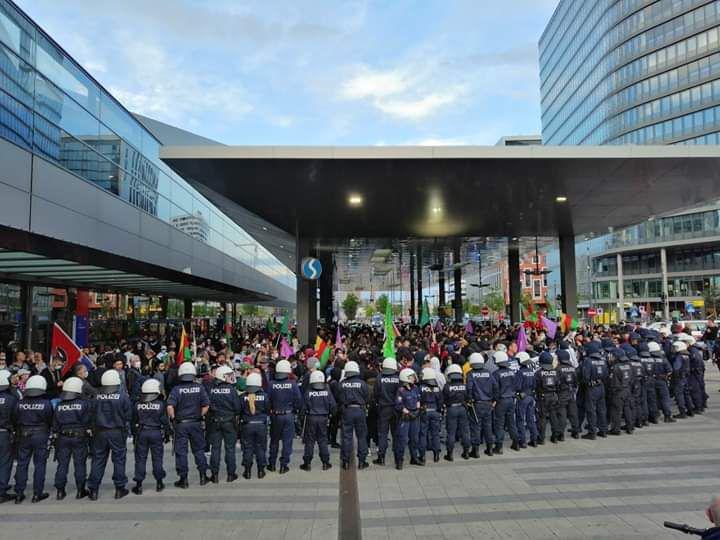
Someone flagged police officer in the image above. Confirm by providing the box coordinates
[608,349,634,435]
[648,341,675,423]
[53,376,92,500]
[372,357,400,466]
[638,342,657,424]
[394,368,421,470]
[88,370,132,500]
[580,341,608,440]
[338,360,370,470]
[556,349,580,440]
[167,362,210,488]
[515,352,538,449]
[13,375,53,504]
[491,351,520,453]
[301,370,336,472]
[0,369,18,503]
[535,352,561,444]
[671,340,691,418]
[132,378,169,495]
[207,365,242,483]
[240,372,268,479]
[442,364,470,461]
[418,367,443,463]
[685,335,706,414]
[466,352,497,457]
[626,345,646,427]
[267,359,302,474]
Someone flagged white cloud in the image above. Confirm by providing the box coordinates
[374,88,464,120]
[340,66,408,99]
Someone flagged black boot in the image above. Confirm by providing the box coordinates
[571,432,580,439]
[581,432,596,440]
[76,482,88,499]
[433,451,440,463]
[444,453,453,462]
[56,488,67,500]
[242,465,252,479]
[322,462,332,471]
[409,457,420,466]
[227,473,238,482]
[395,460,403,470]
[88,489,98,501]
[300,461,312,472]
[210,472,219,484]
[536,437,545,445]
[674,413,687,419]
[14,494,25,504]
[32,492,49,503]
[373,456,385,466]
[114,487,129,499]
[461,448,470,460]
[608,429,622,436]
[199,472,211,485]
[510,440,520,451]
[342,461,350,470]
[358,461,369,470]
[492,443,503,455]
[550,433,558,443]
[266,463,276,472]
[279,465,289,474]
[469,445,480,458]
[665,415,676,423]
[484,444,494,457]
[131,481,142,495]
[174,477,189,489]
[156,480,165,492]
[0,493,15,504]
[528,439,537,448]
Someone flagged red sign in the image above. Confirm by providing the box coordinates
[587,307,597,317]
[481,306,490,317]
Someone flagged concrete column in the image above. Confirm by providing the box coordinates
[616,253,625,322]
[159,296,169,319]
[559,234,578,317]
[183,298,193,320]
[660,247,670,320]
[438,256,446,308]
[409,248,416,323]
[318,251,334,323]
[416,245,423,320]
[19,284,33,350]
[296,237,317,346]
[453,243,463,323]
[508,238,521,323]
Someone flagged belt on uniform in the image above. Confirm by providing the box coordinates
[59,428,86,438]
[95,427,121,432]
[139,425,162,431]
[345,404,363,408]
[247,420,265,425]
[210,416,235,423]
[308,413,329,416]
[424,407,437,411]
[474,400,492,404]
[176,418,201,424]
[449,403,465,407]
[272,411,293,415]
[587,381,602,387]
[20,426,48,434]
[0,427,10,432]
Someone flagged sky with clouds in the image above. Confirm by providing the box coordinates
[16,0,559,146]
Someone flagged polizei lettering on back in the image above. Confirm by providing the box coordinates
[179,387,200,394]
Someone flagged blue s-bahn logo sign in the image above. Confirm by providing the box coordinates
[301,257,322,280]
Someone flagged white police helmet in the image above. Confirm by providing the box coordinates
[0,369,10,391]
[421,367,437,385]
[214,365,234,382]
[140,378,162,402]
[310,370,326,389]
[678,333,695,345]
[101,369,122,389]
[446,363,463,380]
[469,352,485,367]
[24,374,47,397]
[647,341,662,353]
[344,361,360,375]
[496,343,507,352]
[672,341,688,353]
[399,368,416,384]
[178,362,197,382]
[494,351,509,366]
[381,357,398,373]
[275,359,291,379]
[60,376,83,400]
[245,372,262,393]
[515,352,531,365]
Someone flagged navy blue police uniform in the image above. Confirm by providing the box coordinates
[240,389,269,474]
[394,383,421,467]
[268,377,303,471]
[515,363,538,447]
[14,395,53,498]
[580,342,609,438]
[373,371,399,463]
[337,373,370,467]
[442,377,470,459]
[132,397,169,485]
[207,380,242,479]
[167,381,210,480]
[492,363,520,451]
[535,353,562,444]
[302,383,336,467]
[88,387,132,495]
[467,365,497,455]
[53,397,93,494]
[418,380,443,462]
[0,385,18,502]
[651,345,674,421]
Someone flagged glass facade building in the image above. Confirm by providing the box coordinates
[540,0,720,145]
[0,0,294,288]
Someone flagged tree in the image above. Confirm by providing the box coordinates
[241,304,259,316]
[392,304,403,316]
[375,294,389,316]
[342,293,360,321]
[485,288,506,314]
[365,303,376,318]
[520,291,533,312]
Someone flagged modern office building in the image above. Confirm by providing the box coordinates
[170,212,210,243]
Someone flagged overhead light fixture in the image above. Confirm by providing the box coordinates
[348,194,363,206]
[262,226,268,231]
[432,206,442,214]
[279,245,284,249]
[555,196,568,203]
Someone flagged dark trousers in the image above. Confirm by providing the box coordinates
[472,401,495,446]
[418,410,441,455]
[88,429,127,491]
[241,422,267,468]
[688,374,704,412]
[610,388,633,430]
[635,380,648,422]
[269,414,295,467]
[646,378,658,419]
[558,392,579,434]
[445,406,469,454]
[494,397,518,444]
[655,379,673,417]
[395,415,419,463]
[54,435,88,490]
[0,431,12,496]
[341,407,368,463]
[174,422,207,478]
[376,405,397,458]
[515,396,537,445]
[133,429,165,483]
[673,377,689,414]
[537,393,560,440]
[584,385,607,434]
[15,431,49,496]
[208,421,237,475]
[303,415,330,464]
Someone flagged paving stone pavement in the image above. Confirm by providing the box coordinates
[2,371,720,539]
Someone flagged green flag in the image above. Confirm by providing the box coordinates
[382,303,395,358]
[419,299,430,327]
[266,317,274,334]
[280,313,290,337]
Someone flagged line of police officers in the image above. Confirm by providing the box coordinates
[0,329,708,502]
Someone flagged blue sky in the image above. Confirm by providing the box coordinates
[17,0,559,146]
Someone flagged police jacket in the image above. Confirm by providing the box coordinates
[395,385,420,414]
[268,378,303,414]
[0,389,18,430]
[672,352,690,377]
[133,398,169,431]
[610,361,633,391]
[689,347,705,375]
[304,385,337,416]
[374,373,400,407]
[581,354,608,385]
[53,397,92,432]
[640,353,655,378]
[468,369,497,402]
[208,381,242,420]
[419,383,443,411]
[240,389,269,422]
[167,381,209,422]
[534,366,559,395]
[337,375,369,407]
[629,358,644,381]
[15,396,53,429]
[557,363,578,394]
[515,365,536,396]
[492,365,517,400]
[442,379,469,406]
[651,352,673,378]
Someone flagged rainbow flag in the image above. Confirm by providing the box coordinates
[315,336,331,368]
[559,312,579,333]
[177,325,192,366]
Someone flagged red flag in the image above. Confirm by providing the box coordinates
[53,323,83,378]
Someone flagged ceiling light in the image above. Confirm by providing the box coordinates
[348,194,363,206]
[555,196,568,203]
[432,206,442,213]
[262,226,268,231]
[279,245,284,249]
